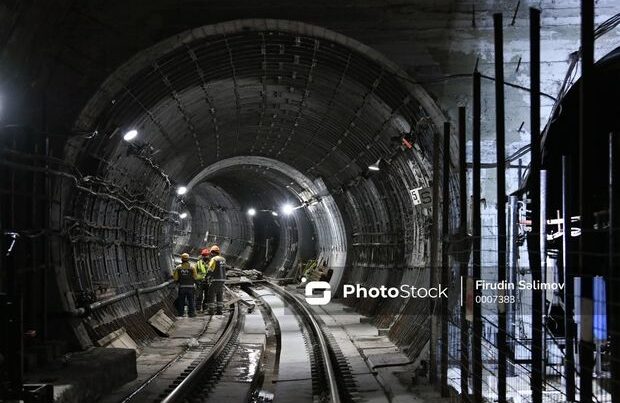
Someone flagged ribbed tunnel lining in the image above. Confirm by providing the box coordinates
[57,19,455,351]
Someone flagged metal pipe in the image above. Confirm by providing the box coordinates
[458,106,469,401]
[562,156,576,400]
[79,279,175,314]
[579,1,595,401]
[137,280,175,294]
[440,121,451,397]
[430,122,442,385]
[88,289,138,311]
[493,13,507,402]
[472,71,483,403]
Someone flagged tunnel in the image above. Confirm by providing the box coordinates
[2,2,620,403]
[32,19,448,350]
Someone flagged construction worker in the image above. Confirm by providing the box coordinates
[205,245,226,315]
[195,248,210,312]
[173,253,197,317]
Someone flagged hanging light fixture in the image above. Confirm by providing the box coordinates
[123,129,138,141]
[368,159,381,171]
[282,204,294,215]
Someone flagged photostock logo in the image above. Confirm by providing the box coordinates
[302,277,331,305]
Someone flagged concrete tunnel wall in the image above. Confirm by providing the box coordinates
[52,19,450,349]
[1,1,618,357]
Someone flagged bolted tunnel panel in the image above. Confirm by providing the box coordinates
[47,19,448,348]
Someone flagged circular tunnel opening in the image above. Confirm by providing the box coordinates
[54,19,450,348]
[182,156,347,288]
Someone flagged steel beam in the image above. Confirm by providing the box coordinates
[440,121,451,397]
[472,71,483,403]
[493,13,508,403]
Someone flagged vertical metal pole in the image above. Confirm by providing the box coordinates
[5,232,23,398]
[493,13,507,403]
[540,169,548,382]
[541,170,547,289]
[529,7,544,403]
[508,195,518,356]
[440,121,451,397]
[472,71,483,403]
[430,129,442,385]
[579,1,595,401]
[562,156,576,401]
[43,136,50,341]
[610,132,620,402]
[32,143,38,338]
[458,106,469,401]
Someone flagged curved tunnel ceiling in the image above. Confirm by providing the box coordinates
[56,19,450,348]
[73,19,444,190]
[65,18,447,283]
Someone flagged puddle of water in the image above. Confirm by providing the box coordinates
[228,345,262,382]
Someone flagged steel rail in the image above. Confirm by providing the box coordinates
[160,300,240,403]
[262,281,341,403]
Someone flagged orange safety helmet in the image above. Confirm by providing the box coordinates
[210,245,221,254]
[201,248,210,256]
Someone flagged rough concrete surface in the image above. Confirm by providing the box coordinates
[25,348,136,403]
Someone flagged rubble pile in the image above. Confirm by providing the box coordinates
[226,268,263,280]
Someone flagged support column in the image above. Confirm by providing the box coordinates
[529,7,544,403]
[493,13,508,403]
[472,71,483,402]
[440,121,451,397]
[562,156,576,401]
[579,1,595,401]
[458,106,470,401]
[430,127,441,385]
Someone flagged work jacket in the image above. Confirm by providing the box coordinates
[195,258,209,281]
[207,255,227,281]
[173,262,197,288]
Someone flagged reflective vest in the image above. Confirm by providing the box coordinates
[173,262,196,288]
[207,256,227,281]
[195,259,209,281]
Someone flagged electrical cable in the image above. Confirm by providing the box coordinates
[0,158,179,223]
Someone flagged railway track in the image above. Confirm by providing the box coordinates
[119,282,351,403]
[253,281,342,403]
[115,295,241,403]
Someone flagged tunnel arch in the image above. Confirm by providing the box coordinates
[55,18,452,348]
[187,156,347,288]
[72,19,446,138]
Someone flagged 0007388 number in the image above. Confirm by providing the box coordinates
[475,295,515,304]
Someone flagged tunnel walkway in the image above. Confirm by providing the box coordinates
[82,282,451,403]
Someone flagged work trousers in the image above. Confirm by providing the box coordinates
[195,280,208,311]
[176,287,196,317]
[206,280,224,313]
